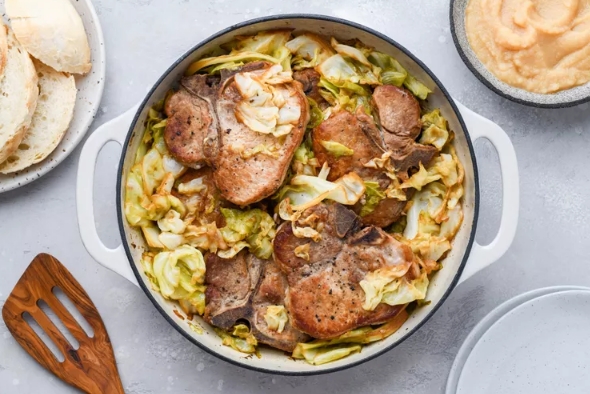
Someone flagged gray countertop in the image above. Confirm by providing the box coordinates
[1,0,590,393]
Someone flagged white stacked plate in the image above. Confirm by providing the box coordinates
[447,286,590,393]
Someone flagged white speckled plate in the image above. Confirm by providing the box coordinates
[0,0,105,193]
[447,286,590,394]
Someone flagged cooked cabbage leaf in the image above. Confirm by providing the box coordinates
[219,208,276,259]
[368,51,407,87]
[359,181,386,217]
[264,305,289,333]
[151,246,207,315]
[292,309,408,365]
[358,261,413,311]
[363,152,407,201]
[215,324,258,354]
[330,37,372,66]
[186,51,279,75]
[277,172,366,214]
[403,74,432,100]
[319,140,354,158]
[307,97,324,129]
[317,54,378,90]
[368,51,431,99]
[285,33,335,70]
[157,209,186,234]
[419,109,450,150]
[360,269,429,311]
[184,222,228,253]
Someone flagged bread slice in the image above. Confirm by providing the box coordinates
[0,21,38,166]
[6,0,92,75]
[0,22,7,82]
[0,60,76,174]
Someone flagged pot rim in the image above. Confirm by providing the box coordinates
[115,13,480,376]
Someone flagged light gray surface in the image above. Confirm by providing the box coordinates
[0,0,589,393]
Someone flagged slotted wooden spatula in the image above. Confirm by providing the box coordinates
[1,253,124,394]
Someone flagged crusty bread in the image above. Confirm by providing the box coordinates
[0,21,39,166]
[0,22,7,82]
[0,60,76,174]
[6,0,92,75]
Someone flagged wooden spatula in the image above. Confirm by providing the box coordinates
[1,253,124,394]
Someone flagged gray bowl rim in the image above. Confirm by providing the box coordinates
[115,13,480,376]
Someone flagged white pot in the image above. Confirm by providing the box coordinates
[76,15,519,375]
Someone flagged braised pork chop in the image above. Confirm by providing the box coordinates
[387,135,437,180]
[251,260,310,351]
[204,252,309,351]
[273,203,361,273]
[211,64,310,206]
[312,110,384,181]
[273,203,413,339]
[163,74,220,168]
[311,109,407,227]
[372,85,422,139]
[371,85,437,179]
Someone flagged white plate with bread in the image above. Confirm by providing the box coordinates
[0,0,105,192]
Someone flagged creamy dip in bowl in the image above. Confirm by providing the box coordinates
[451,0,590,107]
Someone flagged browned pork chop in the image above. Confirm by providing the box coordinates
[204,252,309,351]
[210,64,310,206]
[387,135,437,180]
[273,203,360,273]
[371,85,437,179]
[250,261,310,351]
[311,109,408,227]
[372,85,422,139]
[312,110,384,181]
[273,203,413,339]
[164,75,220,168]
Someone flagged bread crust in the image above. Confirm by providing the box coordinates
[6,0,92,74]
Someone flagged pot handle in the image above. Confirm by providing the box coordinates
[76,106,140,288]
[455,101,519,284]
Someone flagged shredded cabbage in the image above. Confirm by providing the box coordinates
[363,152,406,201]
[177,177,207,195]
[151,246,207,315]
[184,222,227,253]
[360,269,429,311]
[285,33,335,70]
[319,140,354,158]
[359,181,386,217]
[419,109,450,150]
[330,38,372,66]
[403,74,432,100]
[294,243,311,260]
[368,51,431,99]
[276,172,366,214]
[186,51,279,75]
[240,143,281,159]
[264,305,289,333]
[317,54,378,90]
[215,324,258,354]
[234,65,301,137]
[218,208,276,259]
[292,310,408,364]
[307,97,324,129]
